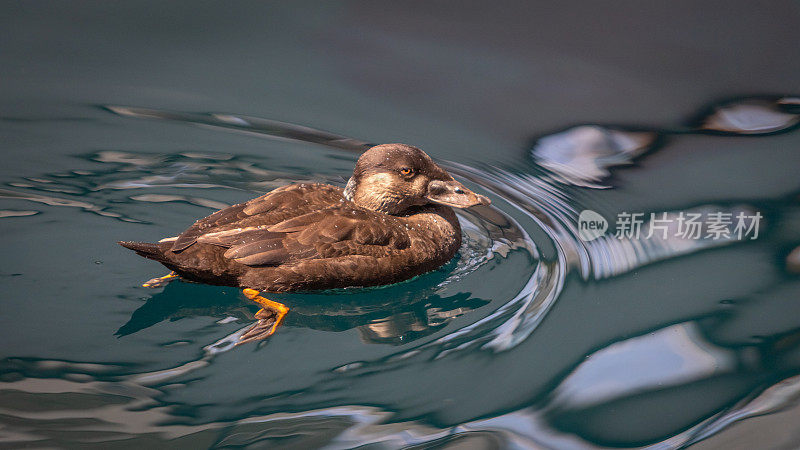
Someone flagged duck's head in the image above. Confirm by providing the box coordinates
[343,143,490,215]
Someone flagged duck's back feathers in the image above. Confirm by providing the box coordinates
[170,183,344,252]
[204,207,413,268]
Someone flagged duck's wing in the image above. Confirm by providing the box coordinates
[170,184,344,252]
[196,206,412,266]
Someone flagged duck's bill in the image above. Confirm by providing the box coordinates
[426,180,491,208]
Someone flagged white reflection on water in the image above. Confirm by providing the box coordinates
[0,187,140,222]
[547,323,735,411]
[130,194,230,210]
[0,209,39,218]
[701,97,800,134]
[532,125,656,188]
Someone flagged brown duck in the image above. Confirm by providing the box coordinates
[119,144,490,343]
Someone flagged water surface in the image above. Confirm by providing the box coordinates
[2,2,800,448]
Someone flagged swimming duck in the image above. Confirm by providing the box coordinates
[119,143,490,343]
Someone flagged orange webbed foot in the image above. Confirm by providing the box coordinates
[237,289,289,345]
[143,272,179,288]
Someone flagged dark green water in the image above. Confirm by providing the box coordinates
[2,2,800,448]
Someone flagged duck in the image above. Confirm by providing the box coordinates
[119,143,490,343]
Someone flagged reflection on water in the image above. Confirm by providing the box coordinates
[789,246,800,273]
[0,209,39,218]
[697,96,800,135]
[1,96,800,447]
[104,106,373,152]
[532,126,657,188]
[0,186,141,222]
[531,96,800,190]
[546,322,737,412]
[4,319,799,449]
[117,263,491,347]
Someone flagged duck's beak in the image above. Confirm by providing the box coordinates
[426,179,491,208]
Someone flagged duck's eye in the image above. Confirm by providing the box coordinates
[399,167,413,176]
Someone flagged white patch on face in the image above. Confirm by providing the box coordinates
[357,173,400,201]
[364,172,396,186]
[353,172,422,213]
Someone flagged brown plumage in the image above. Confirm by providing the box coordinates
[119,143,490,292]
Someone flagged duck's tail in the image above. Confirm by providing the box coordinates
[118,241,171,264]
[119,240,238,287]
